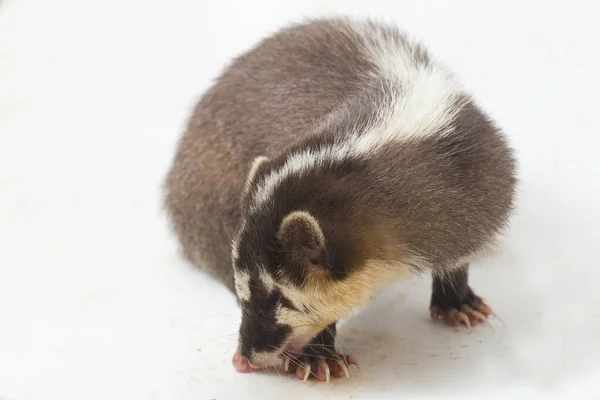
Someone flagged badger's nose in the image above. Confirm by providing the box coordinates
[232,345,262,373]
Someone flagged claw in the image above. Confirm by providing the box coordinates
[431,298,499,332]
[475,299,492,315]
[337,360,350,379]
[322,361,330,382]
[484,318,495,333]
[283,358,290,372]
[347,356,360,373]
[462,305,488,324]
[430,305,442,321]
[475,298,505,328]
[452,309,472,331]
[303,364,311,382]
[463,305,493,332]
[289,348,357,382]
[295,364,310,381]
[471,310,488,324]
[490,312,506,328]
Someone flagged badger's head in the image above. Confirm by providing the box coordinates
[230,156,401,372]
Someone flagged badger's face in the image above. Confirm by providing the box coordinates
[230,156,403,371]
[231,210,345,369]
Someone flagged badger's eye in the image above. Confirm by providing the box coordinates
[274,264,285,277]
[279,296,300,312]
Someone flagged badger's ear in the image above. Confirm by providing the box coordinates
[277,211,330,271]
[241,156,270,211]
[245,156,270,190]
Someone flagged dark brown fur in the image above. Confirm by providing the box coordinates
[165,19,388,290]
[164,16,515,324]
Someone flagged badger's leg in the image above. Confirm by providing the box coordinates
[285,323,358,382]
[430,264,500,330]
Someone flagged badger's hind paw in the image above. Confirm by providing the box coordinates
[430,297,502,331]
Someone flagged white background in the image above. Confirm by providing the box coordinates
[1,0,599,399]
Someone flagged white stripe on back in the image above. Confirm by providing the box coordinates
[249,19,465,212]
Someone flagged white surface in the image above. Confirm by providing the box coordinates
[1,1,599,399]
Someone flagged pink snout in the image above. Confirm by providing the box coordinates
[232,346,262,373]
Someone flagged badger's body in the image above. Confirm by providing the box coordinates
[164,17,516,381]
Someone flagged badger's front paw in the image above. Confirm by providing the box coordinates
[282,324,358,382]
[285,348,358,382]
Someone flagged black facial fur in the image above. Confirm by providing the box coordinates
[238,276,292,359]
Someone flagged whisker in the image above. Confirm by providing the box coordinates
[203,332,239,347]
[205,313,239,319]
[277,346,340,364]
[221,343,237,357]
[208,332,239,339]
[287,323,326,329]
[302,342,379,350]
[285,355,304,370]
[267,346,305,375]
[325,326,349,368]
[273,363,282,377]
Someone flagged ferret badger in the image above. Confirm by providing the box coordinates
[164,17,516,382]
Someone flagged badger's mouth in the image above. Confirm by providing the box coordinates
[232,341,305,373]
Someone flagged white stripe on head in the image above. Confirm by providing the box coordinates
[258,267,276,292]
[231,218,247,264]
[250,21,464,212]
[234,269,251,302]
[231,236,240,264]
[244,156,270,195]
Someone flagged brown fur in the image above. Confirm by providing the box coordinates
[164,18,385,290]
[163,16,516,320]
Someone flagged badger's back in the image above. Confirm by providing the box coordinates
[164,17,516,289]
[164,18,385,288]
